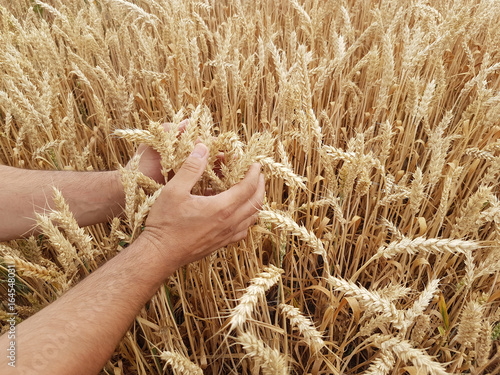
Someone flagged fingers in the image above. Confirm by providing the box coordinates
[167,143,209,193]
[230,228,250,243]
[212,171,264,246]
[250,174,265,211]
[234,212,259,234]
[218,163,262,206]
[229,213,259,243]
[227,173,265,220]
[207,164,264,229]
[161,118,189,134]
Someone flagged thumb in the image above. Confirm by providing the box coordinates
[169,143,208,192]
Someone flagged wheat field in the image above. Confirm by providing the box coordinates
[0,0,499,373]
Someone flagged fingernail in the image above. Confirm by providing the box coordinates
[190,143,207,158]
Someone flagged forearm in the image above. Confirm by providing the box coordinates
[0,165,124,241]
[0,235,174,374]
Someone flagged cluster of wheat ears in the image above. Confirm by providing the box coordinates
[0,0,499,373]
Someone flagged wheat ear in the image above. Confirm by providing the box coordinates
[402,279,440,331]
[373,335,447,375]
[2,254,63,283]
[36,214,78,275]
[132,189,162,236]
[377,237,479,259]
[257,156,307,190]
[230,265,283,331]
[113,128,155,144]
[136,172,163,193]
[237,331,289,375]
[364,351,396,375]
[279,303,325,353]
[160,351,203,375]
[50,187,94,258]
[455,300,483,349]
[327,276,404,328]
[259,210,327,262]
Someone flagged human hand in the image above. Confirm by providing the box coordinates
[141,143,265,270]
[129,119,189,183]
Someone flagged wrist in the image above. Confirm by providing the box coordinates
[132,232,180,282]
[65,170,125,227]
[108,170,125,213]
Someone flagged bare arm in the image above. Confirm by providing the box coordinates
[0,165,124,242]
[0,143,265,374]
[0,121,187,242]
[4,234,167,374]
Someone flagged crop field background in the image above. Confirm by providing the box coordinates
[0,0,499,373]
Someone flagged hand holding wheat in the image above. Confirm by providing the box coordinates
[0,142,265,375]
[143,143,265,270]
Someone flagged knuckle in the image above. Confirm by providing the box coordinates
[218,206,233,221]
[250,196,263,211]
[247,179,258,193]
[235,230,248,242]
[250,213,259,225]
[162,185,177,198]
[220,224,235,237]
[182,158,203,174]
